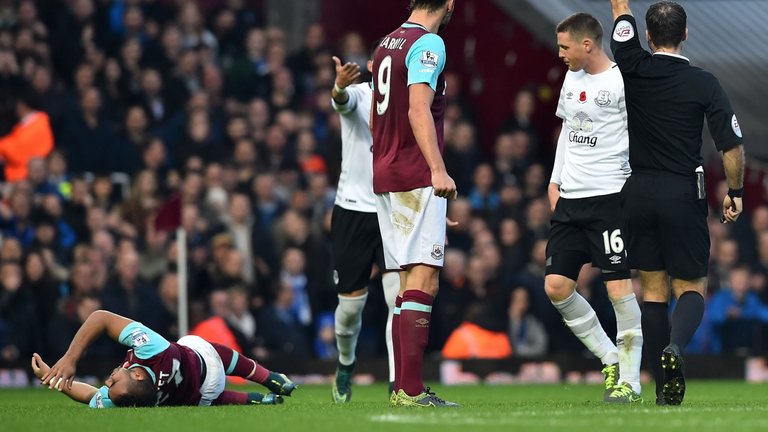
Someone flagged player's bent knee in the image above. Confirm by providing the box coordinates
[544,274,576,302]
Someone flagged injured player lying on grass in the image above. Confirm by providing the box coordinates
[31,310,297,408]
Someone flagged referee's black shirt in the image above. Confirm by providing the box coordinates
[610,15,742,176]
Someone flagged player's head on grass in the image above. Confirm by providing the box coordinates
[106,366,156,408]
[555,13,604,72]
[645,1,687,51]
[409,0,455,28]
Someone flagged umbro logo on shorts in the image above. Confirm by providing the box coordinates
[415,318,430,327]
[609,255,623,265]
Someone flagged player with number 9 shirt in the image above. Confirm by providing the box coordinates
[370,0,458,408]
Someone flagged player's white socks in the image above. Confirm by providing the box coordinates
[382,272,399,384]
[612,293,643,393]
[335,293,368,366]
[552,290,619,366]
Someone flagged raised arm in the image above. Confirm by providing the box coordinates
[331,56,361,107]
[41,310,133,390]
[610,0,632,20]
[32,353,97,404]
[721,145,745,223]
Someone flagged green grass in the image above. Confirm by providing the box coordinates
[2,382,767,432]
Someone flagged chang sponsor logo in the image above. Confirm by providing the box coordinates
[567,111,597,146]
[569,131,598,147]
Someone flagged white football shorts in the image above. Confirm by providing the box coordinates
[375,186,447,270]
[177,335,226,406]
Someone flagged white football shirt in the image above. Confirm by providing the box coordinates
[332,83,376,213]
[551,64,631,199]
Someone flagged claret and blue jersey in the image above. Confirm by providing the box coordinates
[89,322,203,408]
[371,22,447,194]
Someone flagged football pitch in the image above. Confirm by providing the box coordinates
[2,382,767,432]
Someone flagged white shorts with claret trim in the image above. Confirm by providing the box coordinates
[177,335,226,406]
[375,187,447,270]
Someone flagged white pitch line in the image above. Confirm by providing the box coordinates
[369,405,768,426]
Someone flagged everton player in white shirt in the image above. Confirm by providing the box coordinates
[546,12,642,403]
[329,50,399,403]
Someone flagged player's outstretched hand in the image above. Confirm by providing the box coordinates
[432,170,458,200]
[31,353,51,380]
[721,194,743,224]
[332,56,361,89]
[41,353,77,391]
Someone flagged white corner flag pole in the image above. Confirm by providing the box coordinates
[176,227,189,337]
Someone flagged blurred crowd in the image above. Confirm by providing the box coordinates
[1,0,767,370]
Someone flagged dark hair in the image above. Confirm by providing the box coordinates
[646,1,686,48]
[112,376,156,408]
[556,13,603,45]
[409,0,449,12]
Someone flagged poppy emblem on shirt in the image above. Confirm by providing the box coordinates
[578,91,587,104]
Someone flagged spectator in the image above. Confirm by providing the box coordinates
[101,248,164,331]
[259,281,310,357]
[46,294,118,361]
[468,163,500,216]
[708,266,768,354]
[0,86,54,181]
[0,260,40,363]
[60,87,118,173]
[508,287,548,357]
[442,304,513,360]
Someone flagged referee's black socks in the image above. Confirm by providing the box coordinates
[642,301,670,397]
[670,291,705,351]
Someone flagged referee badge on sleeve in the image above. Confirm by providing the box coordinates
[732,115,742,138]
[613,21,634,42]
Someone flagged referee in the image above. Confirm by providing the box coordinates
[609,1,745,406]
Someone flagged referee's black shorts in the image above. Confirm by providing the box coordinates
[330,205,385,294]
[621,172,710,280]
[546,192,629,279]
